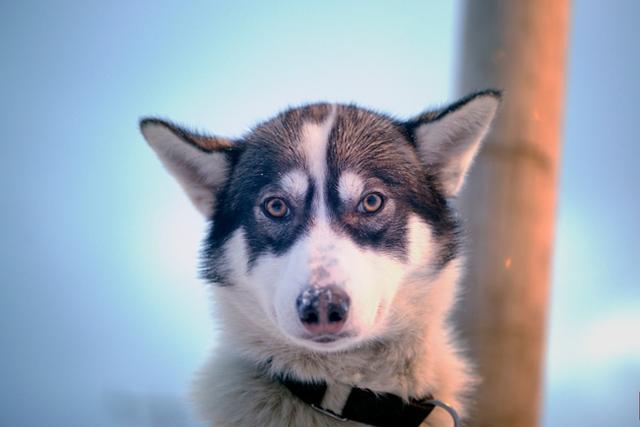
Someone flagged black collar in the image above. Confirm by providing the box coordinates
[278,376,436,427]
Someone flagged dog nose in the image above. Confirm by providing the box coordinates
[296,286,350,335]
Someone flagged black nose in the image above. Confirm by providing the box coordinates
[296,286,350,335]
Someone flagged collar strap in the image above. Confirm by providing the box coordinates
[278,376,436,427]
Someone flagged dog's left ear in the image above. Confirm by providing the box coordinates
[407,90,501,197]
[139,118,237,217]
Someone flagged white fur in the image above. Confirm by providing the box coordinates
[279,169,309,199]
[301,105,336,220]
[188,109,477,425]
[415,95,499,196]
[267,220,412,351]
[192,210,474,426]
[193,256,474,426]
[338,171,365,202]
[141,122,230,216]
[216,113,426,353]
[142,98,499,426]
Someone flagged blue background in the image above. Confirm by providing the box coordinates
[1,1,638,426]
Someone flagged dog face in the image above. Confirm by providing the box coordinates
[141,92,499,352]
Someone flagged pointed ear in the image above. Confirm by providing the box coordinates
[407,90,501,197]
[139,118,236,217]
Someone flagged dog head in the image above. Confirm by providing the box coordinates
[141,91,499,352]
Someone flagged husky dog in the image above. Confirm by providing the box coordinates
[140,90,500,427]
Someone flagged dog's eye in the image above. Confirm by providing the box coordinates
[358,192,384,214]
[263,197,290,219]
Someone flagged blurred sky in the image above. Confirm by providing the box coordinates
[0,1,638,426]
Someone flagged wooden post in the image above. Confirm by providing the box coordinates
[455,1,569,426]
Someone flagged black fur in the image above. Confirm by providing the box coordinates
[201,104,332,283]
[199,101,471,285]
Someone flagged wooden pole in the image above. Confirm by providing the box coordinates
[455,1,569,426]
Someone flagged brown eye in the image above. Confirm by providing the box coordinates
[263,197,290,219]
[358,192,384,214]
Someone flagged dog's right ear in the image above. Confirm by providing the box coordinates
[139,118,236,218]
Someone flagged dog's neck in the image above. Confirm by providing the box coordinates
[214,261,463,403]
[270,327,430,398]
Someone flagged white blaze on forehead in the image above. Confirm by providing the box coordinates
[300,105,337,218]
[338,171,365,202]
[279,169,308,198]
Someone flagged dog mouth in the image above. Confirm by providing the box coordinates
[302,332,353,344]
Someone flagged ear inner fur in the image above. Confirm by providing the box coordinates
[139,118,237,217]
[404,90,501,197]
